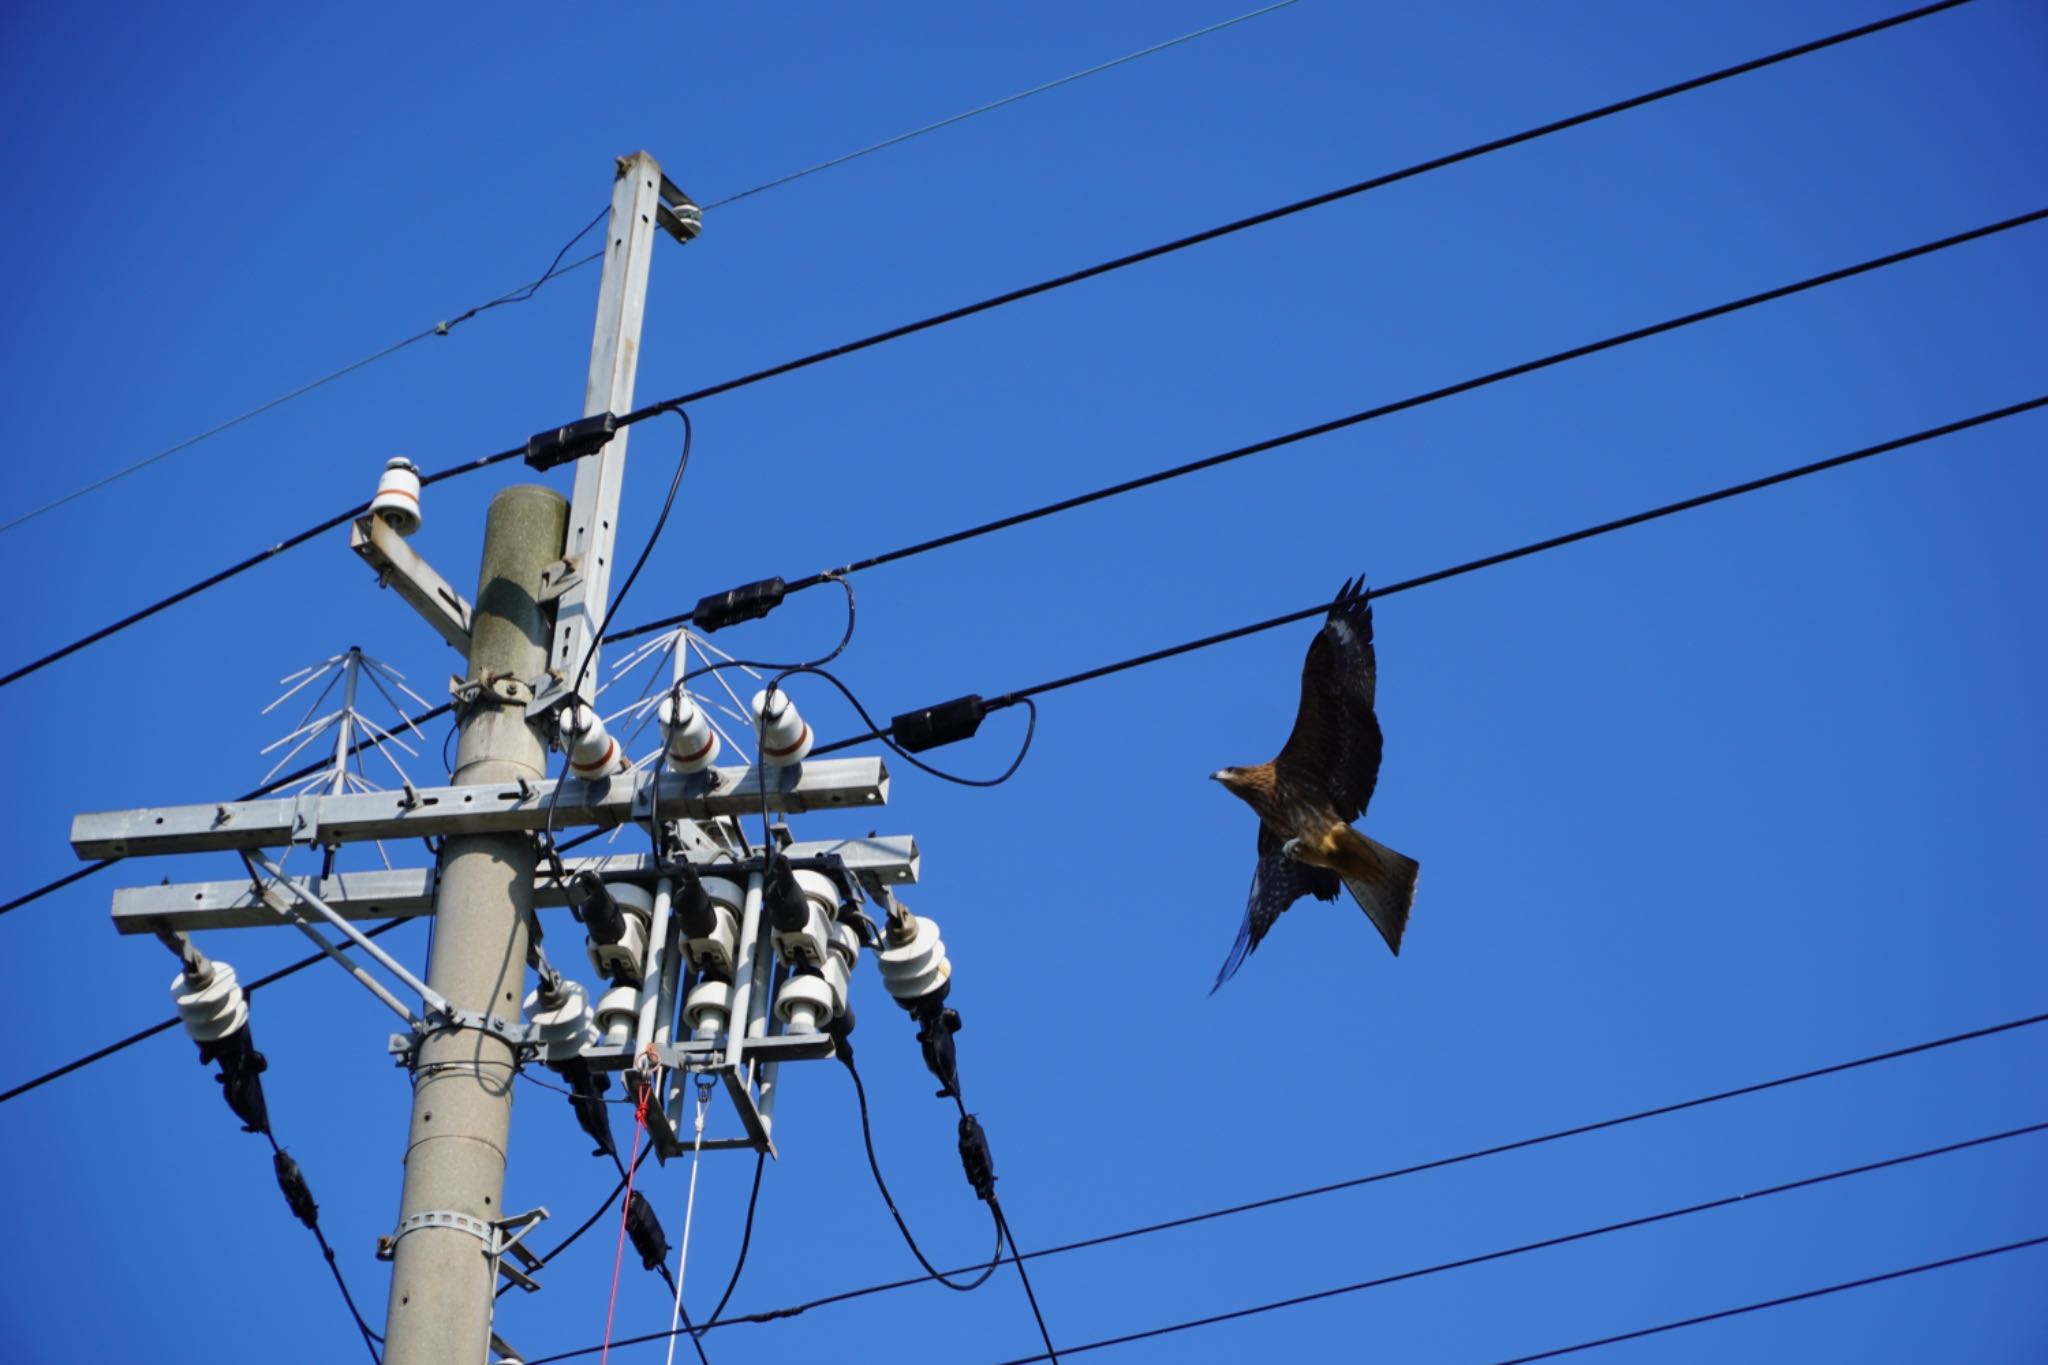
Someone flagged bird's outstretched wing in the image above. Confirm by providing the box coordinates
[1211,827,1341,993]
[1273,575,1383,820]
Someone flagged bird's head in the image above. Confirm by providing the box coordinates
[1210,766,1248,793]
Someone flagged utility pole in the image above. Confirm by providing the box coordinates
[380,484,564,1364]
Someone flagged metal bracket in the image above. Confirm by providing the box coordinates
[376,1206,550,1297]
[390,1007,537,1067]
[349,514,474,653]
[536,557,582,604]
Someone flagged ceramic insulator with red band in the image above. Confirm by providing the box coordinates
[658,693,721,773]
[370,457,422,536]
[751,687,813,767]
[565,704,625,781]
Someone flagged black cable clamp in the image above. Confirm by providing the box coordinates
[524,412,620,471]
[690,576,788,632]
[274,1148,321,1229]
[890,695,989,753]
[958,1113,997,1202]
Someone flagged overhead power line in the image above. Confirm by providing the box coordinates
[803,393,2047,757]
[704,1,1304,210]
[0,0,1969,692]
[1486,1234,2048,1365]
[515,1009,2048,1357]
[0,210,608,538]
[621,206,2047,643]
[527,1118,2048,1363]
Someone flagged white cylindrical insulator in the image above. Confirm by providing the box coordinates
[774,973,835,1035]
[595,983,640,1047]
[170,962,249,1043]
[658,694,721,773]
[772,869,840,968]
[586,881,655,982]
[817,922,861,1018]
[370,457,423,536]
[523,979,598,1062]
[877,913,952,1005]
[683,875,743,975]
[751,688,813,767]
[684,978,734,1041]
[565,705,624,781]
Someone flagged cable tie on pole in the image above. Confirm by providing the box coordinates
[525,412,621,471]
[890,694,989,752]
[690,576,789,632]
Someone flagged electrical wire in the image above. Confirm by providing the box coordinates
[0,0,1970,693]
[1485,1234,2048,1365]
[767,205,2048,605]
[702,1,1304,210]
[840,1046,1004,1291]
[498,1144,657,1300]
[785,664,1037,786]
[263,1130,385,1363]
[0,916,416,1107]
[979,1121,2048,1365]
[508,1004,2048,1356]
[992,1201,1062,1365]
[703,1152,767,1327]
[0,699,455,920]
[0,209,606,538]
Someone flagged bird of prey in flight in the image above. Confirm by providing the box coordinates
[1209,577,1419,990]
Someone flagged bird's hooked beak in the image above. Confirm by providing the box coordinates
[1209,768,1235,786]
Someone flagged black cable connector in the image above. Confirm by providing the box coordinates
[199,1026,272,1136]
[765,855,811,935]
[524,412,620,470]
[916,1007,964,1100]
[569,871,627,948]
[556,1057,618,1160]
[891,695,989,753]
[274,1148,321,1229]
[625,1189,670,1271]
[690,577,788,633]
[672,863,716,941]
[958,1114,997,1203]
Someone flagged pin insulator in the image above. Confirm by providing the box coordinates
[524,412,620,470]
[690,577,787,632]
[890,695,989,753]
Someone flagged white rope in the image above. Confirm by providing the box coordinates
[662,1080,713,1365]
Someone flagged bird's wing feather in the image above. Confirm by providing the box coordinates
[1211,832,1341,992]
[1274,576,1383,819]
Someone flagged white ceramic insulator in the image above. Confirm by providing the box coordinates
[683,875,744,975]
[658,694,721,773]
[772,869,841,968]
[565,705,625,780]
[171,962,249,1043]
[595,983,640,1047]
[585,881,655,982]
[370,457,423,536]
[684,978,734,1040]
[523,979,599,1062]
[751,688,813,767]
[818,922,860,1017]
[877,913,952,1004]
[774,974,835,1035]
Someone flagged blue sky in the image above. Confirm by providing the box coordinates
[2,2,2044,1362]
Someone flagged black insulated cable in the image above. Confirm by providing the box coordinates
[1,0,1975,691]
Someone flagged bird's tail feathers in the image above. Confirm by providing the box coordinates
[1337,831,1418,956]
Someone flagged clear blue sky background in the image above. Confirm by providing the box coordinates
[2,3,2044,1362]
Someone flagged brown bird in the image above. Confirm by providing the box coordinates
[1209,577,1419,990]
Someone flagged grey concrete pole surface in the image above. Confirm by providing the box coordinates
[382,485,568,1365]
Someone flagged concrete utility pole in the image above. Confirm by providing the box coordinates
[381,486,565,1364]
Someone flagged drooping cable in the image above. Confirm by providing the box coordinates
[978,1122,2048,1365]
[497,1142,655,1301]
[952,1084,1063,1364]
[263,1129,385,1364]
[703,1,1304,210]
[703,1152,767,1327]
[1485,1234,2048,1365]
[785,665,1037,787]
[0,207,606,537]
[0,0,1975,691]
[740,204,2048,609]
[506,1006,2048,1356]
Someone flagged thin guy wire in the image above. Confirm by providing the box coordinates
[703,1,1304,209]
[510,1015,2048,1360]
[980,1122,2048,1365]
[1485,1234,2048,1365]
[0,0,1966,692]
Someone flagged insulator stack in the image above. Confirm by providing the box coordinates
[370,457,422,536]
[684,978,734,1041]
[658,693,720,773]
[774,921,861,1035]
[564,705,625,781]
[171,961,250,1043]
[595,983,639,1047]
[585,880,655,984]
[751,688,813,767]
[877,910,952,1011]
[769,868,839,969]
[680,875,743,975]
[523,979,599,1062]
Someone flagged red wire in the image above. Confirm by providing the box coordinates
[599,1080,655,1363]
